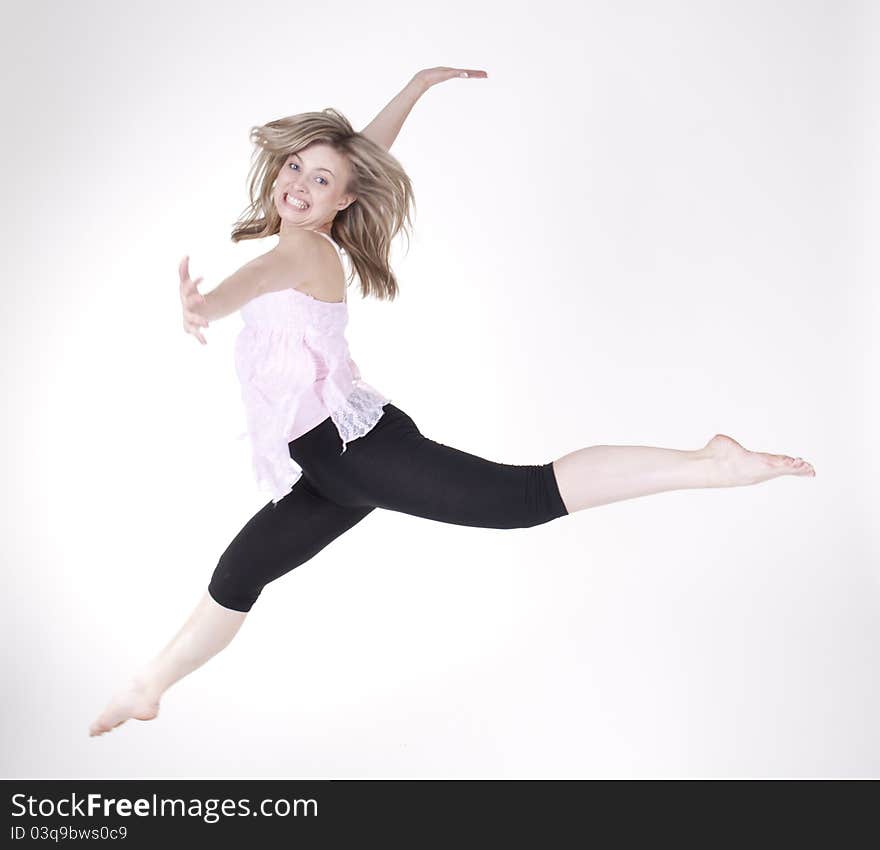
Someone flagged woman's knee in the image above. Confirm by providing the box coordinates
[208,556,263,613]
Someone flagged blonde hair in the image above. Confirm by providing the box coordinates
[231,108,416,301]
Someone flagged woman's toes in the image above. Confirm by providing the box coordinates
[785,457,815,476]
[761,452,789,466]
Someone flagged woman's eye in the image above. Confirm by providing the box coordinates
[289,163,327,186]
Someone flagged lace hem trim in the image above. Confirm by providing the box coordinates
[329,381,390,455]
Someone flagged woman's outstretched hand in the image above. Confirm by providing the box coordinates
[179,255,209,345]
[412,66,488,92]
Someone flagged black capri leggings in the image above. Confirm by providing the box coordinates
[208,403,569,612]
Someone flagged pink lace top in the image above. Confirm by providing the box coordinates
[234,231,391,503]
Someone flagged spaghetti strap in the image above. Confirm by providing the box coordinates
[313,230,342,252]
[313,230,348,303]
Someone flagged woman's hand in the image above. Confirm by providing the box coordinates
[412,66,488,93]
[179,255,210,345]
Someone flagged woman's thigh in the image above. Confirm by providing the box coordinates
[208,475,374,612]
[290,403,568,530]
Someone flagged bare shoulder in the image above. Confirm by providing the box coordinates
[258,229,345,302]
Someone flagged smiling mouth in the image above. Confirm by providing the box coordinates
[284,193,309,210]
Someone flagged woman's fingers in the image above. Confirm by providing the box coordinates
[184,309,209,328]
[178,256,191,289]
[415,66,489,88]
[178,258,208,336]
[179,259,206,301]
[178,256,208,343]
[183,280,206,309]
[180,274,205,301]
[183,319,208,344]
[454,68,488,79]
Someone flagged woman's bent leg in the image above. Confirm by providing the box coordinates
[209,475,375,612]
[89,477,374,736]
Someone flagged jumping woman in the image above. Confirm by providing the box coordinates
[89,67,815,737]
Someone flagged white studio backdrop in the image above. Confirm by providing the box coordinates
[0,0,876,777]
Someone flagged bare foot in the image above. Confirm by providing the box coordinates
[88,679,161,737]
[700,433,816,488]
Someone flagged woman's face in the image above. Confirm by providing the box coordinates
[275,143,355,228]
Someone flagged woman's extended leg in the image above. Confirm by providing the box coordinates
[88,476,374,737]
[551,433,815,514]
[300,407,815,528]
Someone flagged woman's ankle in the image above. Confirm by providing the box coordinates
[130,668,167,703]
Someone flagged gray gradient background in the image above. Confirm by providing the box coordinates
[1,0,876,778]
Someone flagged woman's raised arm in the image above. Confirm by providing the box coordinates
[359,67,488,151]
